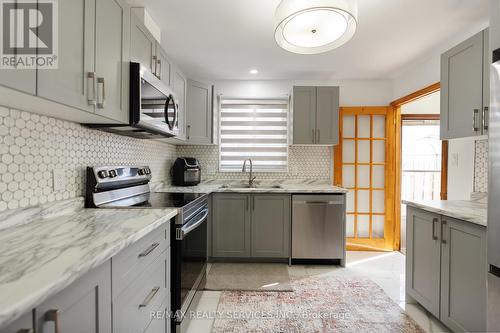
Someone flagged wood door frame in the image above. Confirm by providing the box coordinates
[390,82,447,251]
[333,106,397,251]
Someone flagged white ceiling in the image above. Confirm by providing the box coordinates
[139,0,489,81]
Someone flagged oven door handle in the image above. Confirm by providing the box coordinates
[178,208,208,240]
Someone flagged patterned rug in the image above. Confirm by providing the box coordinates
[211,274,424,333]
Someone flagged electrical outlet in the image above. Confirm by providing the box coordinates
[53,169,66,192]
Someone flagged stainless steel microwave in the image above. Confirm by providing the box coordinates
[86,62,179,139]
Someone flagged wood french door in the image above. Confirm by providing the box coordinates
[334,107,398,251]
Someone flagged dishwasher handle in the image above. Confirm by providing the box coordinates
[294,201,341,205]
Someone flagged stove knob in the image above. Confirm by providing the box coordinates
[108,169,117,178]
[146,168,151,175]
[138,169,145,175]
[97,170,109,179]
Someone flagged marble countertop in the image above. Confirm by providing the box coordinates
[0,198,177,329]
[403,199,487,227]
[153,179,348,194]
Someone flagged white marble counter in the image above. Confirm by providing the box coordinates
[0,199,177,329]
[403,199,487,227]
[153,179,348,194]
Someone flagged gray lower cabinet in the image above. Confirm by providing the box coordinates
[185,80,213,144]
[406,206,486,332]
[1,312,33,333]
[212,193,290,259]
[441,29,489,139]
[37,0,95,113]
[440,217,487,332]
[292,86,339,145]
[406,207,441,318]
[251,194,290,258]
[35,261,112,333]
[212,193,251,257]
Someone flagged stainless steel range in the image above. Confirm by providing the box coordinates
[85,166,208,333]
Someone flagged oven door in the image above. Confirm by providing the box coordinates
[172,208,208,331]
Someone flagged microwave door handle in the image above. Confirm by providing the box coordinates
[164,97,172,129]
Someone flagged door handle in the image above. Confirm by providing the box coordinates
[432,217,438,240]
[97,77,106,109]
[483,106,489,131]
[45,309,60,333]
[473,109,479,132]
[139,286,160,308]
[441,220,447,244]
[87,72,96,105]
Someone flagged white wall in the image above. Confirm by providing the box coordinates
[447,139,475,200]
[401,92,440,115]
[215,79,394,106]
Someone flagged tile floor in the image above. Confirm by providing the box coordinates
[185,251,450,333]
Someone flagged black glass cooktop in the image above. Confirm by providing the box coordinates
[136,192,206,208]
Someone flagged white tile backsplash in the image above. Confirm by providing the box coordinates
[0,105,176,212]
[474,139,488,193]
[176,145,332,181]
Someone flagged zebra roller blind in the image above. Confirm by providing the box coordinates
[219,98,289,172]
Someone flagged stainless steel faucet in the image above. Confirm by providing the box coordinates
[242,159,256,187]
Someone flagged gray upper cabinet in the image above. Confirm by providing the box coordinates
[37,0,95,113]
[212,193,251,257]
[35,261,112,333]
[186,80,213,144]
[94,0,130,123]
[172,67,187,140]
[406,207,441,319]
[292,86,339,145]
[316,87,340,145]
[441,29,489,139]
[130,12,156,73]
[440,217,486,332]
[156,46,172,87]
[251,194,290,258]
[483,28,490,136]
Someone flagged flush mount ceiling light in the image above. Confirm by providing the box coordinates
[249,69,259,74]
[274,0,358,54]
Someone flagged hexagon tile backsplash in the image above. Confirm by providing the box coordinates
[0,106,177,212]
[474,139,488,193]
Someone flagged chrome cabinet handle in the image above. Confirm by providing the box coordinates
[97,77,106,109]
[483,106,489,131]
[441,220,447,244]
[157,59,162,79]
[139,286,160,308]
[16,329,33,333]
[432,217,438,240]
[87,72,96,105]
[473,109,479,132]
[186,125,191,140]
[138,242,160,257]
[45,309,60,333]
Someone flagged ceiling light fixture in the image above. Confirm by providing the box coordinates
[274,0,358,55]
[249,69,259,74]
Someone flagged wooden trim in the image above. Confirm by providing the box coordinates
[441,140,449,200]
[390,82,440,107]
[401,114,440,121]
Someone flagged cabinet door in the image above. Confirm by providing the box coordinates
[316,86,339,145]
[156,45,172,87]
[172,67,187,140]
[0,1,36,95]
[0,312,33,333]
[483,28,490,136]
[212,194,251,257]
[35,261,111,333]
[293,86,316,144]
[251,194,290,258]
[130,13,156,73]
[441,31,484,139]
[94,0,129,123]
[406,207,441,318]
[440,218,487,332]
[186,80,213,144]
[37,0,95,113]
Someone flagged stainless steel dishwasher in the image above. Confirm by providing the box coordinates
[291,194,346,266]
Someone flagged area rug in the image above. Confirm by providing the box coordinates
[204,263,293,292]
[211,274,424,333]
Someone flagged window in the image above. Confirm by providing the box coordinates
[219,98,289,172]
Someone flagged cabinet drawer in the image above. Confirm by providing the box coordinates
[113,253,167,333]
[112,226,168,298]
